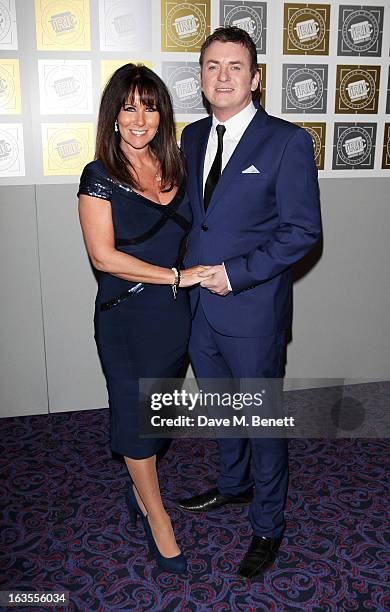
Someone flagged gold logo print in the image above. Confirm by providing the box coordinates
[382,124,390,170]
[35,0,91,50]
[0,69,14,106]
[100,60,153,90]
[175,121,189,145]
[335,65,380,114]
[284,4,330,55]
[0,60,21,114]
[296,122,326,169]
[42,123,93,175]
[256,63,266,107]
[162,1,209,51]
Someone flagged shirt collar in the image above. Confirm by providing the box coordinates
[211,101,256,139]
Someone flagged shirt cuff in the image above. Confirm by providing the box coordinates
[222,262,232,292]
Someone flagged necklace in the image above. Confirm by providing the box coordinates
[128,157,161,183]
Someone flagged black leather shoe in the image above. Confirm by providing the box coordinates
[238,536,282,579]
[177,487,253,512]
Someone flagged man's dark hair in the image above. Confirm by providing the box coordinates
[199,26,258,78]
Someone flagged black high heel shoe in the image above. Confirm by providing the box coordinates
[125,485,188,574]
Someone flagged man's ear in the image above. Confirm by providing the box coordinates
[198,69,203,91]
[251,70,260,92]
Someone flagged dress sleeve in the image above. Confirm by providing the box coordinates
[77,163,113,201]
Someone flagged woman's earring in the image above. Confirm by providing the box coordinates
[114,121,118,133]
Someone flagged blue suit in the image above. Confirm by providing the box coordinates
[181,106,321,537]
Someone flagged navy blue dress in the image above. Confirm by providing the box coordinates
[78,159,191,458]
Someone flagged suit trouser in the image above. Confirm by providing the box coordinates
[189,302,289,538]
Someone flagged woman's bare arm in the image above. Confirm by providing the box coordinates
[78,194,210,287]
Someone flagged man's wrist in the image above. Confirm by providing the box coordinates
[222,262,232,291]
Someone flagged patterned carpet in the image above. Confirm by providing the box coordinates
[0,408,388,611]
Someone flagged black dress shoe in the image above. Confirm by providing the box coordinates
[177,487,253,512]
[238,536,282,579]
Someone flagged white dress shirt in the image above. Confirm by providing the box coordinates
[203,101,257,192]
[203,101,257,291]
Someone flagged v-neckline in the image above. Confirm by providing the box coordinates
[131,180,185,208]
[132,188,179,207]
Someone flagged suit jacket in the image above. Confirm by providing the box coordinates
[181,106,321,337]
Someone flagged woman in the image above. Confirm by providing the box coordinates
[78,64,209,574]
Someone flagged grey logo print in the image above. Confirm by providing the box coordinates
[0,1,11,42]
[220,1,267,53]
[282,65,328,113]
[163,62,204,114]
[338,5,384,56]
[0,128,18,174]
[333,123,377,169]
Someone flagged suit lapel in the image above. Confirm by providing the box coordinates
[194,117,211,214]
[205,108,268,218]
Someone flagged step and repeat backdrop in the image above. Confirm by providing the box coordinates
[0,0,389,183]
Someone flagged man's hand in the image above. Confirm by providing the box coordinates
[198,264,230,296]
[180,265,213,288]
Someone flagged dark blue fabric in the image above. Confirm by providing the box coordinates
[189,304,288,537]
[181,107,322,337]
[182,106,321,536]
[78,160,192,458]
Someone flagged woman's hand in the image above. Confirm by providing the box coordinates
[180,265,213,288]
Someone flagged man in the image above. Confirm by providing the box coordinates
[179,27,321,578]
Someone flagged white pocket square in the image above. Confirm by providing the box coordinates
[242,165,260,174]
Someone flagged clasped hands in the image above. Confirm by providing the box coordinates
[181,264,230,296]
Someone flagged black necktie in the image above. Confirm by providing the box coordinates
[204,124,226,211]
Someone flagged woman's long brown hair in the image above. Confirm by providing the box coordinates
[95,64,185,191]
